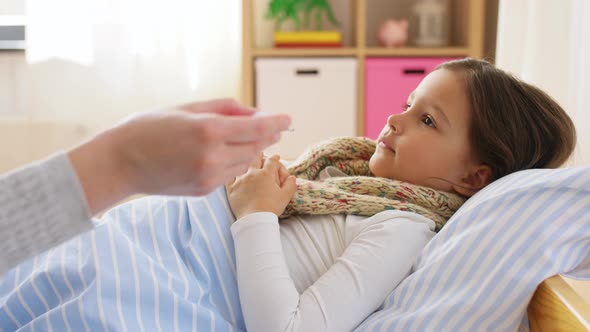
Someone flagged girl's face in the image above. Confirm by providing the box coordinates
[369,68,486,193]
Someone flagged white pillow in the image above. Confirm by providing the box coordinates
[355,166,590,332]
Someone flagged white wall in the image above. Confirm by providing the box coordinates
[0,51,241,172]
[496,0,590,166]
[0,0,241,172]
[0,0,24,14]
[496,1,571,109]
[0,51,241,171]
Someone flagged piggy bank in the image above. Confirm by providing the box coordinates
[378,19,409,48]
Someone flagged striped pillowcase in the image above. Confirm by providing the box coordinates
[356,166,590,332]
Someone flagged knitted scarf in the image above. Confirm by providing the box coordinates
[280,137,466,231]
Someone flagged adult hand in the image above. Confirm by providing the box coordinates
[226,154,296,220]
[68,98,291,215]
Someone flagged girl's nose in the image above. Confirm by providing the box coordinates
[387,114,401,133]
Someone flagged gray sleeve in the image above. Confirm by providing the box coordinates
[0,153,93,275]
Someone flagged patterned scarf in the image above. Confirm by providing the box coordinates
[280,137,466,231]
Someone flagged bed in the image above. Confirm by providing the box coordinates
[1,165,589,331]
[528,275,590,331]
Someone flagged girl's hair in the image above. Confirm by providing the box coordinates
[437,58,576,181]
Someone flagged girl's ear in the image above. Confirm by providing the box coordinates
[453,164,492,197]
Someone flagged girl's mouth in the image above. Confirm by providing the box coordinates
[379,140,395,153]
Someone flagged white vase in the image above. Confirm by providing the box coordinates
[413,0,449,47]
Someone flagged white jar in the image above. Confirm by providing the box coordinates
[413,0,450,47]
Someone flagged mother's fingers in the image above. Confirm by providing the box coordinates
[181,99,257,116]
[221,115,291,144]
[222,136,277,170]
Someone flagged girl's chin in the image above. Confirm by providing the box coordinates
[369,160,395,178]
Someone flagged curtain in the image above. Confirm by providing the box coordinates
[24,0,241,124]
[496,0,590,165]
[569,1,590,166]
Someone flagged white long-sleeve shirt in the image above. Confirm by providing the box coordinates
[231,209,435,332]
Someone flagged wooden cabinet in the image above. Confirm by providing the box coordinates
[242,0,485,141]
[256,58,357,158]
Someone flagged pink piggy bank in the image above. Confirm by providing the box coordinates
[378,19,409,48]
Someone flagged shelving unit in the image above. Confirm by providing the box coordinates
[242,0,485,137]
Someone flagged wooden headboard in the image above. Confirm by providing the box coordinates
[528,275,590,331]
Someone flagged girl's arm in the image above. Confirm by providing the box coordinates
[231,210,435,332]
[226,155,435,331]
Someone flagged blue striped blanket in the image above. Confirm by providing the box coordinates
[0,188,245,331]
[1,166,590,331]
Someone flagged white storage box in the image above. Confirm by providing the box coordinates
[255,57,357,159]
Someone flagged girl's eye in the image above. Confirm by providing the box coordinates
[402,103,411,112]
[422,115,436,128]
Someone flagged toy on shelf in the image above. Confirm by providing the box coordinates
[265,0,342,48]
[378,19,409,48]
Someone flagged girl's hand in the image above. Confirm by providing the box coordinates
[225,154,296,220]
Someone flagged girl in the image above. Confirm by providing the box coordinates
[225,58,576,332]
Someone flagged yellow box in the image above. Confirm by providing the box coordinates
[273,31,342,43]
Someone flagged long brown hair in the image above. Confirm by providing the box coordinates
[438,58,576,181]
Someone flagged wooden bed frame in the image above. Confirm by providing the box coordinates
[528,275,590,331]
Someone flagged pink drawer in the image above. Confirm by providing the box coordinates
[365,57,457,139]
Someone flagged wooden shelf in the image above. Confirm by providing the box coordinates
[364,47,471,57]
[252,47,471,57]
[253,48,358,57]
[242,0,486,135]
